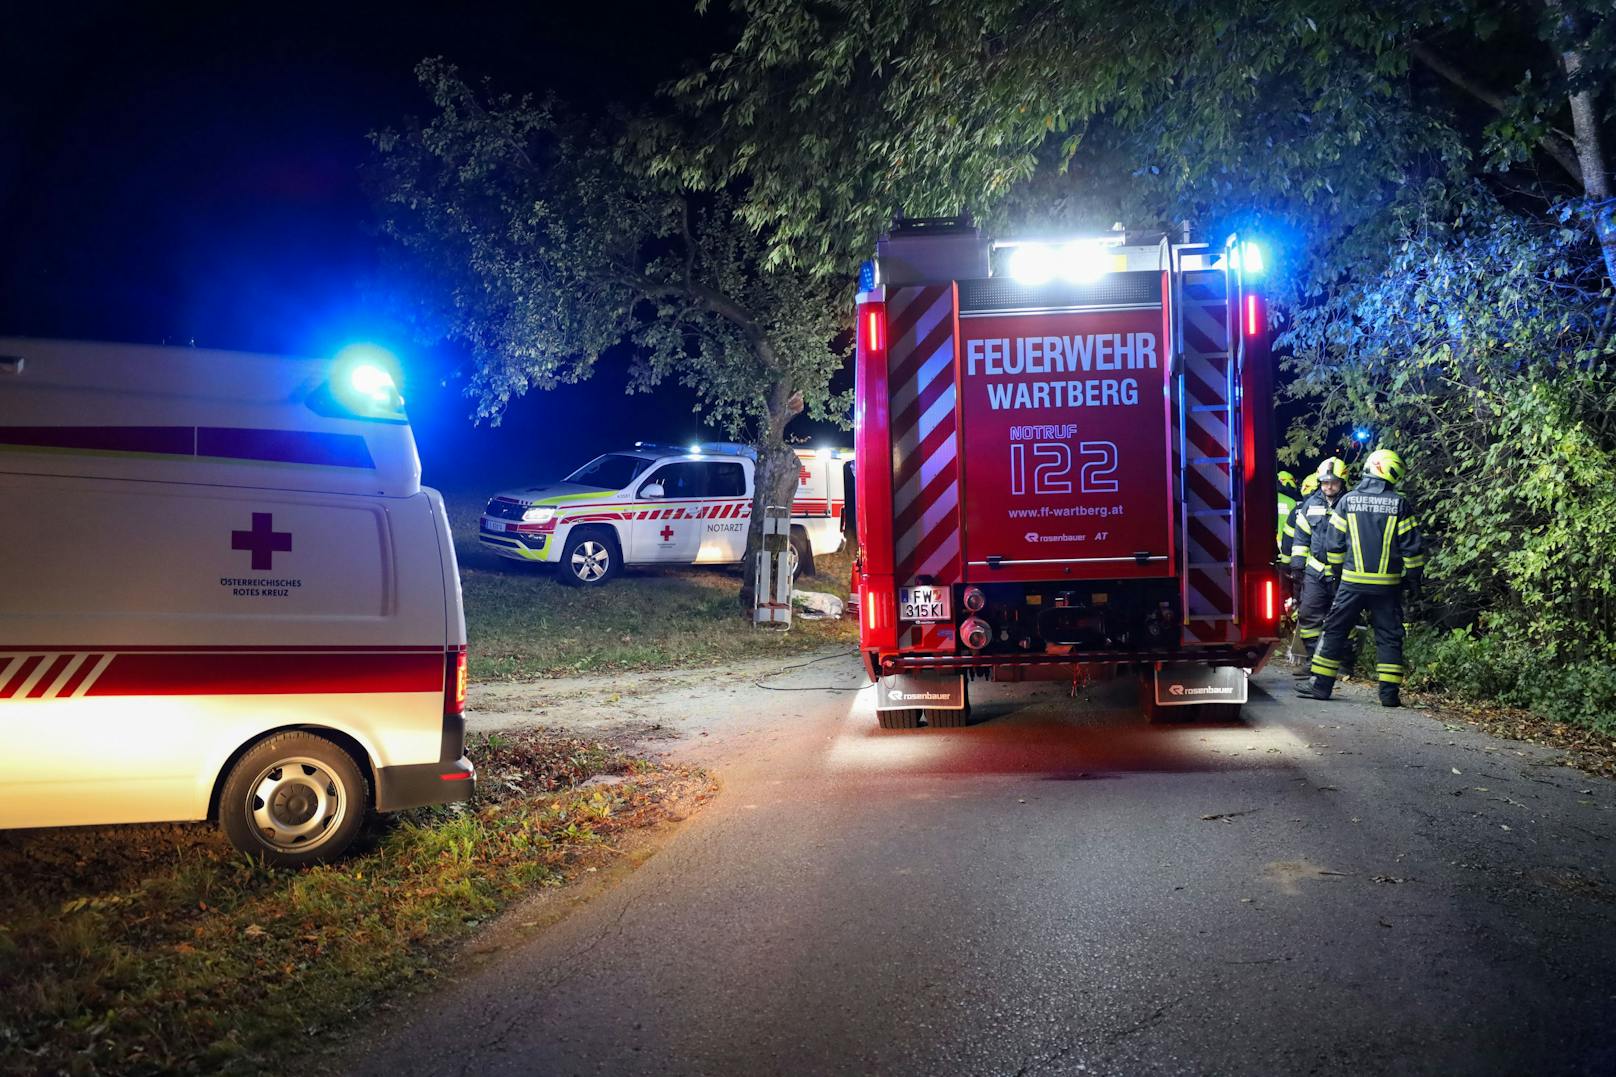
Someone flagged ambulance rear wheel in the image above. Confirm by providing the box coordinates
[789,528,814,579]
[219,732,369,868]
[877,708,921,730]
[559,528,620,587]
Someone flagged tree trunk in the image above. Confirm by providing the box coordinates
[1547,0,1616,286]
[738,384,806,612]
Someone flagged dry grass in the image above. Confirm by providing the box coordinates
[0,732,712,1076]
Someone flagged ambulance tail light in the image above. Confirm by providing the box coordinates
[445,647,468,717]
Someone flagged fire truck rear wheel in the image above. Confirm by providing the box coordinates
[558,528,621,587]
[219,731,369,868]
[877,709,921,730]
[789,528,814,578]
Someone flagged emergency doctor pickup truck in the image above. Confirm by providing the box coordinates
[478,442,850,585]
[852,219,1281,728]
[0,339,473,866]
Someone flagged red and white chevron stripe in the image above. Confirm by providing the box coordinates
[888,284,961,587]
[1179,270,1240,643]
[0,652,114,700]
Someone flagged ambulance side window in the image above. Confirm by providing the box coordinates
[641,462,707,499]
[704,462,746,498]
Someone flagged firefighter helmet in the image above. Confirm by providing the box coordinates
[1315,457,1348,482]
[1300,474,1320,496]
[1278,470,1298,492]
[1365,448,1405,486]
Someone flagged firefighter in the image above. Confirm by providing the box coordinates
[1288,458,1348,672]
[1275,470,1300,562]
[1281,472,1318,600]
[1296,448,1425,707]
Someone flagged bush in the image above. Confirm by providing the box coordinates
[1406,625,1616,735]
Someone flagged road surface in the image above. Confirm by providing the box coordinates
[350,653,1616,1075]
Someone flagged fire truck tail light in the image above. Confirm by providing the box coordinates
[864,309,885,353]
[1246,294,1260,337]
[1263,577,1277,622]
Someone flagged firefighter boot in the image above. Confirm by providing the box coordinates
[1295,676,1333,701]
[1379,683,1402,708]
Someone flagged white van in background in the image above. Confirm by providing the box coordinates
[478,442,851,586]
[0,339,473,867]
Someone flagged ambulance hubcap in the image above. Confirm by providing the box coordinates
[572,541,610,581]
[248,757,345,849]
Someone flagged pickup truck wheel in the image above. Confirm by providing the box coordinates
[877,708,921,730]
[559,529,620,587]
[789,529,814,579]
[219,732,368,868]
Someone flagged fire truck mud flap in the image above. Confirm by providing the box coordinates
[1152,663,1249,707]
[876,672,967,712]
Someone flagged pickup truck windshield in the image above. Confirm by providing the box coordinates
[564,454,653,490]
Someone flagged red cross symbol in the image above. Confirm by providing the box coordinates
[232,512,292,570]
[660,525,675,542]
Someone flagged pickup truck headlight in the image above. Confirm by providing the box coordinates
[522,506,557,524]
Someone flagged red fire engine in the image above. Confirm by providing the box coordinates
[852,218,1281,728]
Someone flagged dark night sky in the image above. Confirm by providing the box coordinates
[0,3,845,492]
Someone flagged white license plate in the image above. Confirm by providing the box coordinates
[899,586,951,622]
[484,519,505,532]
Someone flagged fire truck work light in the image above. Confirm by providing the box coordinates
[1008,244,1058,285]
[1058,241,1112,283]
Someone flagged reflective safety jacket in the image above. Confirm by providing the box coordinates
[1289,490,1341,580]
[1323,476,1426,590]
[1276,480,1299,560]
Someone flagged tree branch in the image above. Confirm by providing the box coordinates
[1409,42,1584,184]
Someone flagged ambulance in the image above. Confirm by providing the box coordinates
[0,338,473,866]
[852,219,1281,728]
[477,442,850,585]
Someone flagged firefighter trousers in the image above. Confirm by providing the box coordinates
[1295,573,1337,646]
[1309,584,1405,685]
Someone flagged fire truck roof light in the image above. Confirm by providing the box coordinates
[687,444,702,454]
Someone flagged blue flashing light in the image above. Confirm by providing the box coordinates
[1353,428,1372,444]
[857,259,876,292]
[330,343,405,420]
[1236,241,1265,277]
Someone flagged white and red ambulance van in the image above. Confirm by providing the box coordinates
[478,442,851,585]
[0,339,473,866]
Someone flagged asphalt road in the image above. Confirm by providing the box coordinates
[351,655,1616,1076]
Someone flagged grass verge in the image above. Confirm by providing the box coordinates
[0,731,713,1076]
[446,492,857,682]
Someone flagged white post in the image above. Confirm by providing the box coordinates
[753,505,792,626]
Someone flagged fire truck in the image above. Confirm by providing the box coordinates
[852,219,1281,728]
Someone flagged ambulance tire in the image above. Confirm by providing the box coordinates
[877,708,922,730]
[558,528,621,587]
[790,528,815,579]
[218,731,369,868]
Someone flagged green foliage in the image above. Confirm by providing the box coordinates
[373,59,849,438]
[1407,625,1616,733]
[1282,185,1616,667]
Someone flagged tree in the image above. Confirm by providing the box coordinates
[372,59,850,607]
